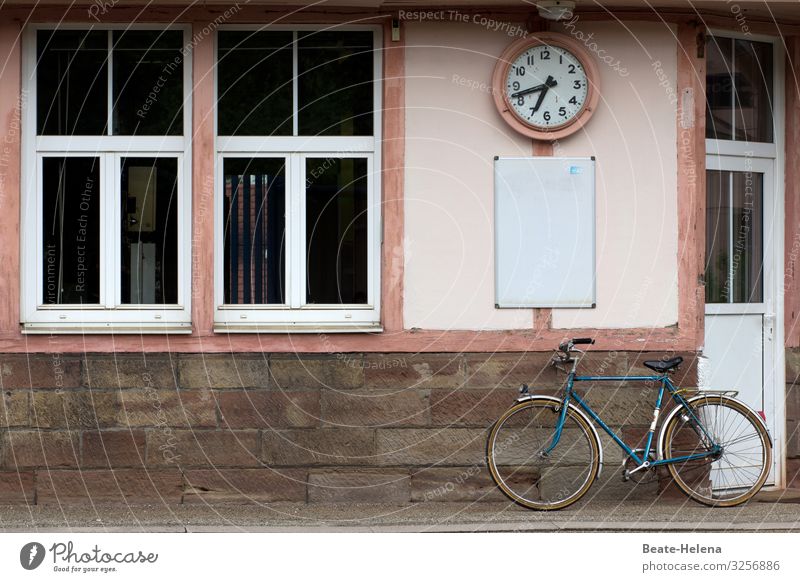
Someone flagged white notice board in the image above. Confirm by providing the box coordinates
[494,156,596,308]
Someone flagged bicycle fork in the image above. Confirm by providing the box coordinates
[540,391,572,459]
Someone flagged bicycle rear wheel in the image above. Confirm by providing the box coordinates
[487,397,600,510]
[661,395,771,507]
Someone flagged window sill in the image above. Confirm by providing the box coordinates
[213,322,383,334]
[22,322,193,334]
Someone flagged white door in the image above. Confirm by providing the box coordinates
[702,155,778,484]
[702,32,783,487]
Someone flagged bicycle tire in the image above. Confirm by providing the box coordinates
[661,395,772,507]
[487,397,600,510]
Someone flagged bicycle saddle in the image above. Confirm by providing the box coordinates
[643,356,683,373]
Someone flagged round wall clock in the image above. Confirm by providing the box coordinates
[492,32,601,141]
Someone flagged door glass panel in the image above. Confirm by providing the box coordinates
[731,171,763,302]
[37,30,108,136]
[42,157,101,304]
[305,157,368,304]
[297,32,374,136]
[217,31,293,136]
[120,157,178,304]
[112,30,184,136]
[223,158,286,304]
[705,169,763,304]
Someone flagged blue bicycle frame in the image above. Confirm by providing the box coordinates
[544,363,721,469]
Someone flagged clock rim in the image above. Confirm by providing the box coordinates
[492,32,601,141]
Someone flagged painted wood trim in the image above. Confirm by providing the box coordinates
[531,139,553,332]
[191,19,216,336]
[0,325,691,353]
[676,21,706,350]
[2,5,799,34]
[381,19,404,332]
[0,19,22,333]
[785,36,800,348]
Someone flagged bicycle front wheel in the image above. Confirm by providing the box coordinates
[662,395,772,507]
[487,397,600,510]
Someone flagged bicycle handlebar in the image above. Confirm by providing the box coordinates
[558,338,596,353]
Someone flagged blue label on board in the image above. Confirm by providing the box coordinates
[569,166,582,174]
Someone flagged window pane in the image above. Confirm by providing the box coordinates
[42,157,101,304]
[706,36,733,141]
[217,32,293,136]
[706,170,730,303]
[733,39,773,143]
[305,157,368,304]
[705,170,763,304]
[113,31,184,136]
[706,36,773,143]
[121,158,178,304]
[298,32,374,136]
[731,171,763,302]
[37,30,108,136]
[223,158,286,304]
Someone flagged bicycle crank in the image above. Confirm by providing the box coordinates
[622,450,658,484]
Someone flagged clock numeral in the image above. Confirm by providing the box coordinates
[512,81,520,91]
[517,97,525,106]
[543,111,551,122]
[541,49,551,60]
[568,64,576,74]
[527,55,535,65]
[569,96,578,105]
[559,54,563,64]
[515,66,526,76]
[573,80,582,89]
[559,107,567,117]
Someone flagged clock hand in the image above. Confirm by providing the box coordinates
[531,88,547,113]
[531,76,558,113]
[510,83,546,99]
[509,75,559,99]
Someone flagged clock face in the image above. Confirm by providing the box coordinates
[504,44,590,130]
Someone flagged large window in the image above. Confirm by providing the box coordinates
[214,27,381,331]
[22,26,192,332]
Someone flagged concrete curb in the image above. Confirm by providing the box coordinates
[2,521,798,533]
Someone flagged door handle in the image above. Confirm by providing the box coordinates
[764,312,775,341]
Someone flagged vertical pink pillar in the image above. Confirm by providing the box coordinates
[0,19,22,335]
[381,21,405,333]
[191,21,215,336]
[532,140,553,334]
[676,21,706,348]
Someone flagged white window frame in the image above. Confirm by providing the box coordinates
[213,25,382,333]
[21,24,193,333]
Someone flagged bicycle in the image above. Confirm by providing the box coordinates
[486,338,773,510]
